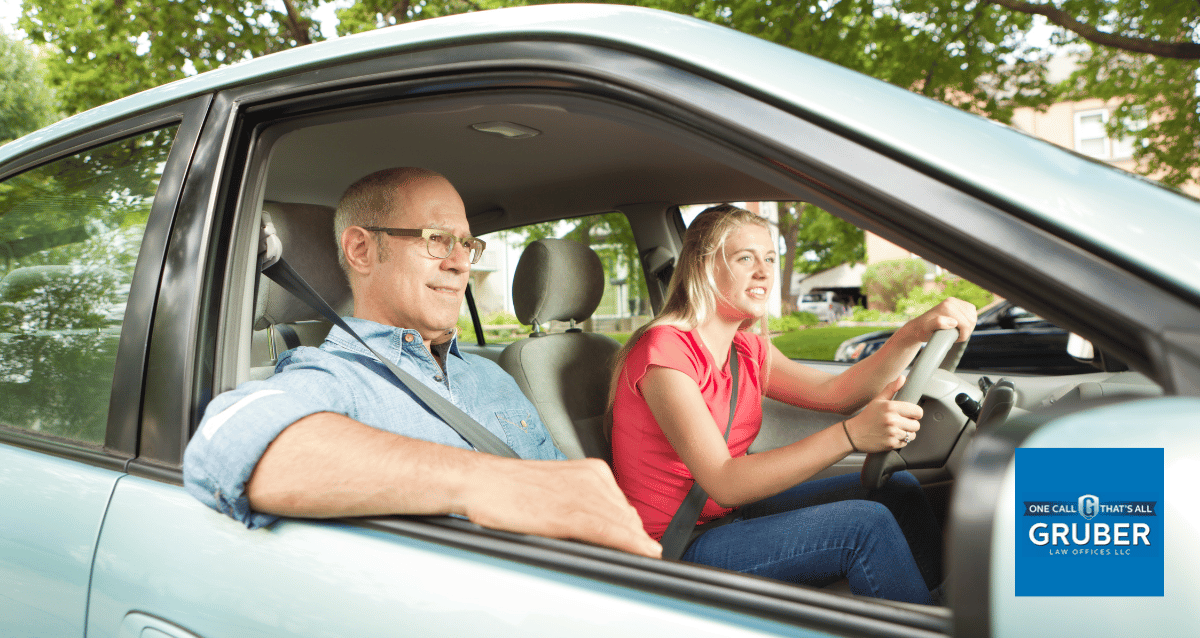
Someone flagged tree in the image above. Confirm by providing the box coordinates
[19,0,323,115]
[638,0,1058,124]
[982,1,1199,189]
[507,212,649,315]
[0,31,56,144]
[776,202,864,312]
[335,0,509,35]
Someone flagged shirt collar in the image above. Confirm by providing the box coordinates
[325,317,463,362]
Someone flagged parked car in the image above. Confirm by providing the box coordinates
[797,290,850,322]
[833,301,1102,374]
[3,5,1197,638]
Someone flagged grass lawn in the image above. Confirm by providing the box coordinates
[771,325,886,360]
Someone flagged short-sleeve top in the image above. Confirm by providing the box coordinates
[611,325,768,540]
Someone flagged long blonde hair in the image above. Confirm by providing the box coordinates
[606,204,772,420]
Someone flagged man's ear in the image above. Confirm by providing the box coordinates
[341,226,374,275]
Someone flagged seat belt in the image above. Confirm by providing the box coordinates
[659,344,738,560]
[260,256,520,459]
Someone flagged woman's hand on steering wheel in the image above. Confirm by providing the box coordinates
[901,297,978,345]
[846,376,923,453]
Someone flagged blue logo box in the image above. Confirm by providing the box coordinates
[1015,448,1163,596]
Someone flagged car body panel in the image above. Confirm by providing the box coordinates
[88,476,818,638]
[0,445,121,636]
[1,5,1198,638]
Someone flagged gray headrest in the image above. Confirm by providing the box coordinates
[512,238,605,326]
[254,201,352,329]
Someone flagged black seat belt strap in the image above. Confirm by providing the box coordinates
[659,343,739,561]
[261,257,520,459]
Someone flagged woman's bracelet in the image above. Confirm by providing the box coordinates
[841,420,860,453]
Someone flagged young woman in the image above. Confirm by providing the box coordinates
[609,205,976,604]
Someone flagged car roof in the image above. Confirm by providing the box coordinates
[4,4,1199,297]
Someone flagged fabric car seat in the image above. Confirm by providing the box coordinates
[250,201,353,377]
[498,238,620,463]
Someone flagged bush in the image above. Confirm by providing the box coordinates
[895,275,995,317]
[940,276,994,309]
[769,311,820,333]
[862,259,927,312]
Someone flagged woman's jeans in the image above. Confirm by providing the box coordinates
[681,471,942,605]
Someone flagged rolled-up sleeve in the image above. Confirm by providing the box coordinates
[183,356,353,529]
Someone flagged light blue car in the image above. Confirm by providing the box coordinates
[2,5,1197,637]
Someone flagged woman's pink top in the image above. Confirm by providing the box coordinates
[611,325,768,540]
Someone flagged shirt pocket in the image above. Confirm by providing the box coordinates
[494,407,548,452]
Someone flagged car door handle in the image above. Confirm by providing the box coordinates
[118,612,204,638]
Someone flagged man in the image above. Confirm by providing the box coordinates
[184,167,660,558]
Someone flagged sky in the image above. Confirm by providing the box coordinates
[0,0,21,36]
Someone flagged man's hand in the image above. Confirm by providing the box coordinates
[459,457,663,559]
[248,413,661,559]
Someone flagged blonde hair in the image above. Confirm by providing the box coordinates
[606,204,772,421]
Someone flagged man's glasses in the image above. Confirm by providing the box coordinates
[362,227,486,264]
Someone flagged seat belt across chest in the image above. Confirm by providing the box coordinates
[260,256,519,459]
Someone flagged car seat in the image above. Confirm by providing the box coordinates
[250,201,352,378]
[498,238,620,463]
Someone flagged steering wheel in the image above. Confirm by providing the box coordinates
[860,329,961,489]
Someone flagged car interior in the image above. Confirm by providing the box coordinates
[213,87,1164,609]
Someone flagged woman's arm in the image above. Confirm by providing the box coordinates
[640,367,918,507]
[767,298,978,414]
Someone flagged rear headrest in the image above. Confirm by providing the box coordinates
[512,238,605,327]
[254,201,352,329]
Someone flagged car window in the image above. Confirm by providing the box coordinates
[0,127,176,445]
[470,213,645,345]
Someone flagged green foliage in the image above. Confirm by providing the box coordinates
[504,212,649,309]
[776,202,863,310]
[0,32,56,143]
[1028,0,1200,190]
[895,274,993,316]
[771,325,884,360]
[642,0,1056,124]
[939,275,994,309]
[768,311,819,333]
[20,0,323,115]
[862,259,927,312]
[335,0,512,35]
[1,126,172,443]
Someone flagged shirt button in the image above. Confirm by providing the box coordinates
[434,375,444,382]
[403,334,414,343]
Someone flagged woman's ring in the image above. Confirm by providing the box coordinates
[903,432,911,444]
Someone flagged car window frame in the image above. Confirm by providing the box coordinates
[171,48,964,635]
[0,96,211,471]
[157,36,1200,636]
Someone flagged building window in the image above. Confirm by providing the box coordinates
[1074,108,1145,160]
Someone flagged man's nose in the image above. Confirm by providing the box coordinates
[442,241,471,272]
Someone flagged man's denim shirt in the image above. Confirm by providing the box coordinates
[183,317,564,529]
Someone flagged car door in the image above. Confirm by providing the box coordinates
[80,33,950,638]
[0,99,208,636]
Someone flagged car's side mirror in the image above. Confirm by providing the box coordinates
[1066,332,1095,361]
[1066,333,1129,372]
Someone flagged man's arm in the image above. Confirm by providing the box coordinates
[247,411,662,558]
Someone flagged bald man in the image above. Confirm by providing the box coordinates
[184,167,660,558]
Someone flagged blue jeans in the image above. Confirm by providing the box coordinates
[681,471,941,605]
